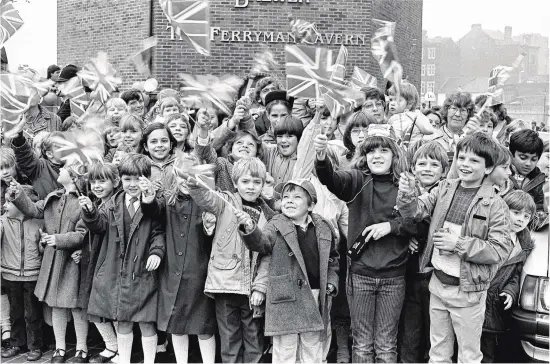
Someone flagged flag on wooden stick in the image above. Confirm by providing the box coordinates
[351,66,377,89]
[78,52,122,105]
[159,0,210,56]
[371,19,403,95]
[330,45,348,84]
[0,73,39,122]
[0,0,24,48]
[50,130,104,166]
[285,45,334,99]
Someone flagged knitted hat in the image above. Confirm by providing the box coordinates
[275,178,317,204]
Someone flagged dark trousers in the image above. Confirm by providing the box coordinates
[214,293,263,363]
[3,280,43,350]
[347,272,406,363]
[398,272,431,363]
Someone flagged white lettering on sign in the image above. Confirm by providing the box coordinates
[235,0,310,8]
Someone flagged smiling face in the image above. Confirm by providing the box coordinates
[512,151,540,177]
[489,163,511,187]
[509,209,531,233]
[127,97,145,116]
[106,129,121,148]
[0,165,16,183]
[121,175,141,198]
[413,157,444,188]
[162,105,180,118]
[362,98,385,123]
[276,133,298,157]
[107,105,126,122]
[166,118,189,144]
[281,186,312,222]
[366,146,393,175]
[231,134,258,160]
[144,128,172,163]
[90,178,116,201]
[456,149,493,187]
[234,171,263,202]
[268,104,289,129]
[122,128,142,149]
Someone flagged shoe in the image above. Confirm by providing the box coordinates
[1,330,10,342]
[156,339,168,353]
[1,345,21,358]
[89,349,118,363]
[27,349,42,361]
[72,350,89,363]
[51,348,66,363]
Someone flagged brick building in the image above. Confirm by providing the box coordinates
[57,0,423,92]
[420,30,459,103]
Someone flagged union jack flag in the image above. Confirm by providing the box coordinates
[323,81,366,119]
[160,0,210,56]
[0,73,39,124]
[0,1,24,48]
[285,45,334,99]
[58,77,90,117]
[129,36,157,78]
[351,66,377,89]
[290,18,320,44]
[371,19,402,95]
[78,52,122,105]
[179,73,240,116]
[50,131,104,166]
[330,45,348,84]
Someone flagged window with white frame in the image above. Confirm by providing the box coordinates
[428,48,436,59]
[421,64,426,76]
[427,81,435,93]
[421,81,426,95]
[427,64,435,76]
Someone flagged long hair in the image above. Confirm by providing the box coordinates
[140,122,177,159]
[343,111,377,160]
[353,135,408,181]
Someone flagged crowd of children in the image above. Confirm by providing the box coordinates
[0,63,548,364]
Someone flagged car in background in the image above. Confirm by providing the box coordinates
[512,226,549,362]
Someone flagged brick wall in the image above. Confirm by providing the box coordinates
[57,0,152,89]
[57,0,422,92]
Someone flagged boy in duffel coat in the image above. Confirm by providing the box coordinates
[236,179,339,363]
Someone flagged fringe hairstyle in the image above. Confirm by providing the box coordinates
[353,135,408,181]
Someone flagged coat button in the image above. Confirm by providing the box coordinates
[184,216,188,219]
[180,233,184,237]
[178,252,183,256]
[176,271,180,276]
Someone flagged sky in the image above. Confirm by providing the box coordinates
[422,0,549,41]
[3,0,548,76]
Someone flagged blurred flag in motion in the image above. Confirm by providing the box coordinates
[351,66,377,89]
[78,52,122,105]
[0,0,24,48]
[371,18,402,95]
[129,36,158,78]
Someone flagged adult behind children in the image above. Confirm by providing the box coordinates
[508,129,548,230]
[360,87,386,124]
[120,89,146,118]
[236,179,339,363]
[397,133,513,363]
[7,163,89,363]
[1,186,44,361]
[252,77,281,135]
[480,191,536,363]
[80,154,165,364]
[315,124,420,363]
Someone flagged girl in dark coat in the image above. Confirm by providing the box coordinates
[481,191,536,363]
[72,163,121,363]
[139,153,216,364]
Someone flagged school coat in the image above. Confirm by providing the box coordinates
[10,189,86,308]
[141,193,216,334]
[82,191,165,322]
[240,213,339,338]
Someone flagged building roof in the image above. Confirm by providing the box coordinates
[438,77,490,94]
[483,29,505,41]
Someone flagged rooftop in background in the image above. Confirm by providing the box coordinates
[438,76,490,94]
[459,24,548,46]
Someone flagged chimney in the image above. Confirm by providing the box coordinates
[472,24,482,30]
[505,26,512,40]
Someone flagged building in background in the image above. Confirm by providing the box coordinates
[420,30,459,104]
[57,0,423,92]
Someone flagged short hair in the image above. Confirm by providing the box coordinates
[118,153,152,178]
[423,109,442,123]
[343,111,377,160]
[165,112,190,124]
[0,147,16,169]
[387,81,419,110]
[222,130,263,161]
[157,88,179,101]
[159,97,183,115]
[354,135,408,180]
[120,89,143,104]
[140,122,177,157]
[478,109,498,128]
[456,132,500,168]
[47,65,60,80]
[119,113,144,132]
[265,99,292,115]
[88,162,120,183]
[441,91,475,123]
[231,157,266,184]
[274,115,304,141]
[360,87,385,106]
[282,184,313,207]
[509,129,544,157]
[412,142,450,173]
[61,115,81,131]
[493,144,513,167]
[254,77,280,104]
[106,97,127,110]
[503,190,536,217]
[41,131,64,159]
